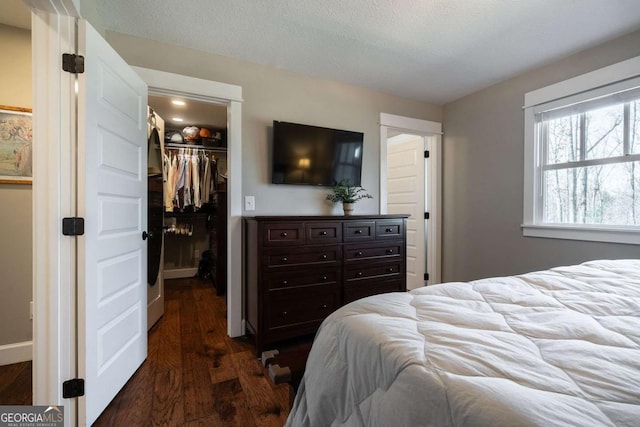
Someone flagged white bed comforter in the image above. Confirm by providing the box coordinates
[286,260,640,427]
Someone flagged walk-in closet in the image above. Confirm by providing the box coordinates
[146,95,228,321]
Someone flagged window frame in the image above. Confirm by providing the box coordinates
[523,56,640,245]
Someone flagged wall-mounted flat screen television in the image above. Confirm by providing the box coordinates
[271,121,364,186]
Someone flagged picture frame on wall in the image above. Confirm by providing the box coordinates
[0,105,32,185]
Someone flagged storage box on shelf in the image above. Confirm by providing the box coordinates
[244,215,408,355]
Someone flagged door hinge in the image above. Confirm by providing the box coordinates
[424,212,430,220]
[62,378,85,398]
[424,273,429,281]
[424,150,430,158]
[62,53,85,74]
[62,217,85,236]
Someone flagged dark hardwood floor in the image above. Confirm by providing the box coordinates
[0,359,31,405]
[0,277,293,426]
[94,277,293,426]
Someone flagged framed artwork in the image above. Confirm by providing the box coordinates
[0,105,32,184]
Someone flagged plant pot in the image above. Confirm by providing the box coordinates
[342,202,354,216]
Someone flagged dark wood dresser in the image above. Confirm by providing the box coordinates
[244,215,408,355]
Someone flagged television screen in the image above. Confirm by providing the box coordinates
[271,121,364,186]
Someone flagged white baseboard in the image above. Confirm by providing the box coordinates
[164,268,198,280]
[0,341,32,366]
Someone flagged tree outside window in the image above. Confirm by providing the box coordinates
[538,94,640,226]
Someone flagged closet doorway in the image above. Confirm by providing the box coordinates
[385,131,428,290]
[134,66,243,338]
[146,94,229,327]
[379,113,442,287]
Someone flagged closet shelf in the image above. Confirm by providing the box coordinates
[165,142,227,152]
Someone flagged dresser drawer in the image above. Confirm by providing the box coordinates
[343,279,405,304]
[263,222,304,246]
[264,269,340,290]
[343,221,375,242]
[344,241,404,262]
[375,219,404,240]
[306,222,342,244]
[267,286,339,331]
[263,245,341,269]
[345,260,404,282]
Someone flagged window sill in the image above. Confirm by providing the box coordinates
[522,224,640,245]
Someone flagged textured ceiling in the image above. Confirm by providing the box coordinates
[92,0,640,104]
[10,1,640,104]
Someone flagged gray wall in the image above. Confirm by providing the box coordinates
[442,29,640,282]
[0,24,32,346]
[105,32,442,216]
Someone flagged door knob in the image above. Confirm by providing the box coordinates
[142,231,154,240]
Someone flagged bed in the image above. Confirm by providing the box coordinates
[286,259,640,426]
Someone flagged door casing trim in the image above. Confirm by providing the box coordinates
[134,66,244,339]
[379,113,442,285]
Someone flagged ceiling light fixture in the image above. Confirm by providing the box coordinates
[171,100,186,106]
[172,117,184,122]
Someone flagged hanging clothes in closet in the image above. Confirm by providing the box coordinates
[164,147,219,212]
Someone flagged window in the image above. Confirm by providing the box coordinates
[523,57,640,244]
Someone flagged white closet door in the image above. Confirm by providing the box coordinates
[147,108,165,329]
[77,19,148,425]
[387,134,426,290]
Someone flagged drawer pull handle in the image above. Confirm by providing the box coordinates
[281,257,288,262]
[282,280,288,285]
[321,275,328,281]
[282,311,288,316]
[322,304,328,309]
[355,229,363,234]
[386,228,393,232]
[386,249,394,254]
[357,272,363,277]
[280,232,288,237]
[320,231,327,236]
[321,254,328,260]
[356,251,363,256]
[388,268,394,273]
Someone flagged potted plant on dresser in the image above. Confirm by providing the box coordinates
[326,179,373,215]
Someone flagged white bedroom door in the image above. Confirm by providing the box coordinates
[386,134,426,290]
[77,20,148,425]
